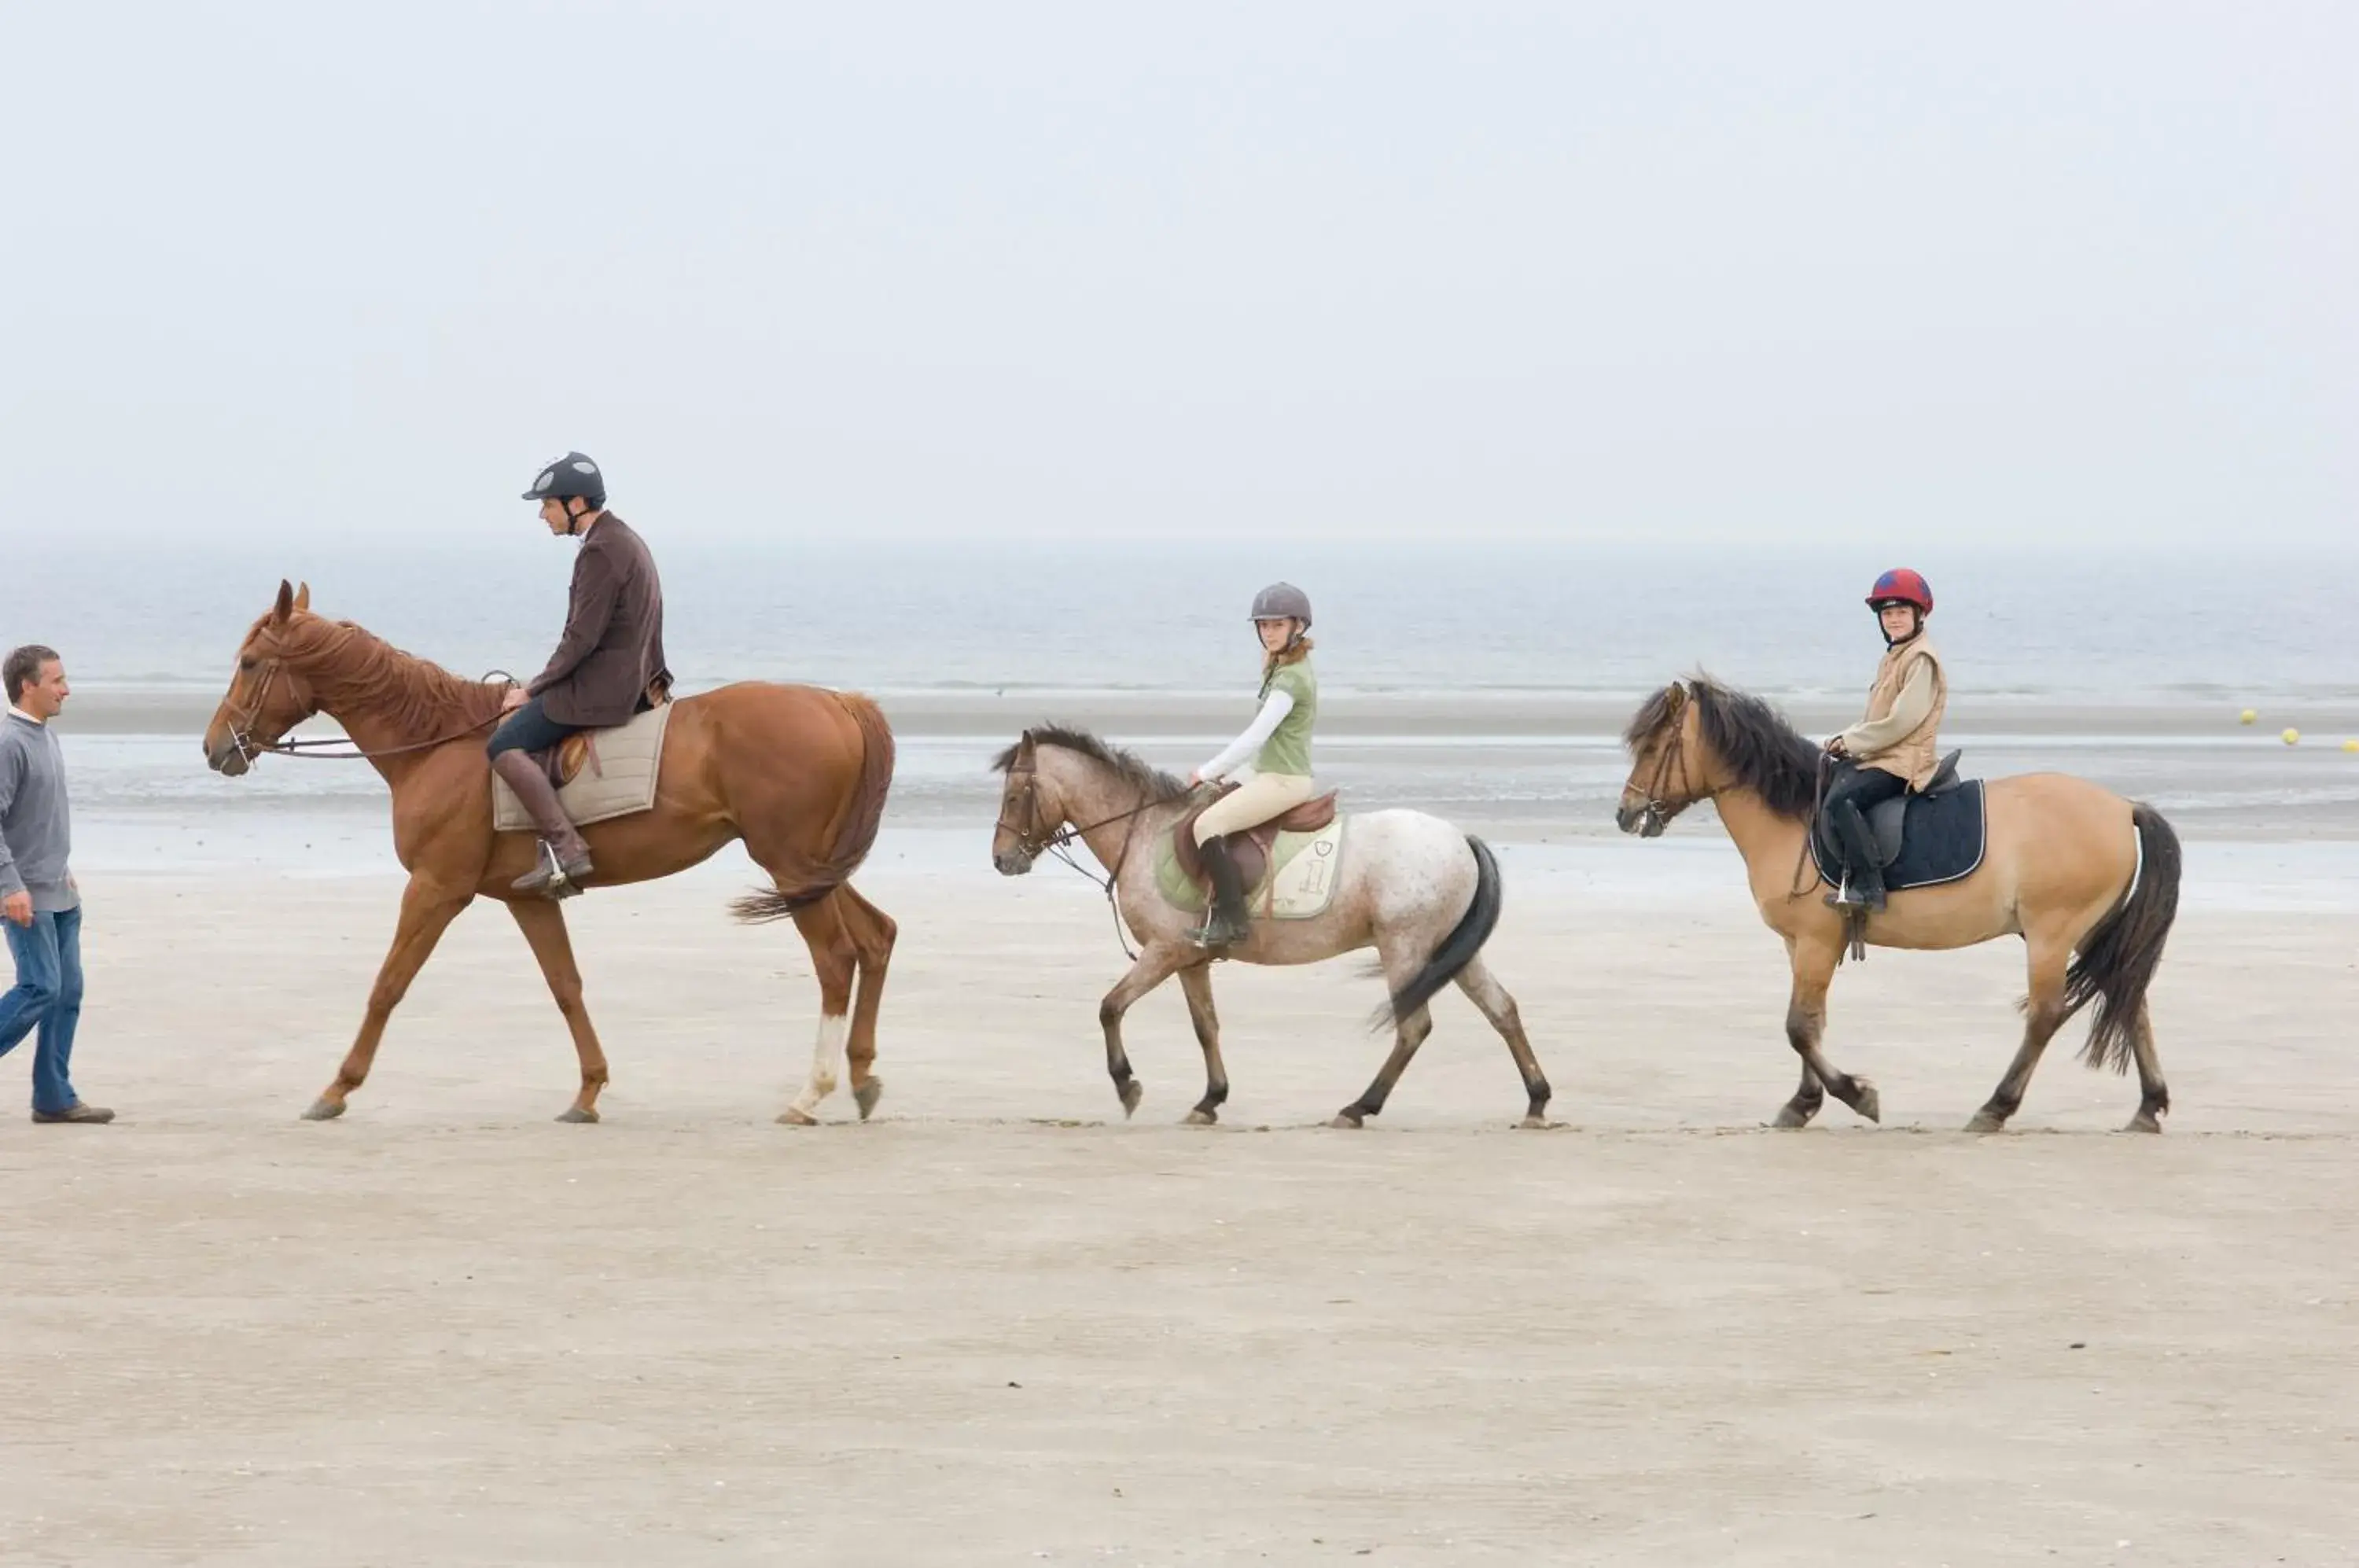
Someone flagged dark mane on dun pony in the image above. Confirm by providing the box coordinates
[992,724,1189,801]
[1626,676,1822,820]
[274,616,510,740]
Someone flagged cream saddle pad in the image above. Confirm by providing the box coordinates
[491,703,676,834]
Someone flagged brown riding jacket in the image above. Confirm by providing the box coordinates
[526,513,672,727]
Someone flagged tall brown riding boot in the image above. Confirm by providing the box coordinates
[492,749,594,897]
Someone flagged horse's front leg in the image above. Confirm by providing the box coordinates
[1099,943,1188,1119]
[1176,962,1228,1124]
[1777,933,1879,1125]
[305,874,473,1121]
[506,896,609,1123]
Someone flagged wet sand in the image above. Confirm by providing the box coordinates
[57,681,2359,744]
[3,844,2356,1564]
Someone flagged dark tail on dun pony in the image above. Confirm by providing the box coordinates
[1369,835,1503,1029]
[731,694,898,923]
[2058,804,2182,1073]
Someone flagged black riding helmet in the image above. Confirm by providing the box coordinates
[523,451,606,508]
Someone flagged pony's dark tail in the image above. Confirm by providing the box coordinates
[1368,836,1503,1032]
[2064,804,2181,1073]
[731,693,897,924]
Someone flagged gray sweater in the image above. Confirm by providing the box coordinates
[0,711,76,912]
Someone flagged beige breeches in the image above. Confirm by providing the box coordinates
[1193,772,1318,845]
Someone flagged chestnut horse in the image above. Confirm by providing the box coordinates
[1617,678,2181,1132]
[202,581,898,1124]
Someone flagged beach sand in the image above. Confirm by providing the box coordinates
[4,837,2356,1565]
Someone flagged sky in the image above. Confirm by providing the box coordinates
[3,2,2350,550]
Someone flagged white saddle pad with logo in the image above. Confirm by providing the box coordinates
[491,702,675,834]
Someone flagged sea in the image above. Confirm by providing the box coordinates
[20,537,2359,890]
[33,536,2359,703]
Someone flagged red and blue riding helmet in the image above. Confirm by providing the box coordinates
[1866,568,1933,615]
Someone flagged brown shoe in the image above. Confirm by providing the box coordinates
[32,1103,114,1124]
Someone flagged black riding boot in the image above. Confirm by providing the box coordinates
[493,749,594,898]
[1827,799,1887,913]
[1195,837,1252,949]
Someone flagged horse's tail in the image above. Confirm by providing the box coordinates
[731,692,897,924]
[2064,803,2181,1073]
[1369,835,1503,1032]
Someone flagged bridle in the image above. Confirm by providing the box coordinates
[998,744,1184,960]
[224,654,510,765]
[1627,683,1829,902]
[1627,690,1695,839]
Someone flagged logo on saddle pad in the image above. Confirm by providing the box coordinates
[491,703,677,835]
[1157,815,1349,921]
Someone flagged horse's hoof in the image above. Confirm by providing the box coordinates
[854,1080,883,1121]
[1330,1110,1366,1129]
[777,1106,819,1126]
[1517,1113,1552,1130]
[1183,1108,1218,1126]
[556,1106,599,1124]
[1963,1110,2008,1134]
[1771,1103,1817,1129]
[1851,1080,1882,1124]
[301,1099,344,1121]
[2125,1113,2164,1135]
[1117,1080,1143,1119]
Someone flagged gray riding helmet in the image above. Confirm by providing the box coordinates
[1249,582,1312,628]
[523,451,606,506]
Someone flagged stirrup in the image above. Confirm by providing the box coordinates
[1191,910,1250,950]
[1824,878,1884,914]
[514,841,591,900]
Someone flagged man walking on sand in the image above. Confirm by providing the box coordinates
[0,644,110,1124]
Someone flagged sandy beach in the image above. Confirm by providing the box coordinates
[5,823,2356,1565]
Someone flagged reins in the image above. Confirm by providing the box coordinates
[1000,752,1193,961]
[228,661,520,765]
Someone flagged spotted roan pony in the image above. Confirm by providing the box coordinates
[991,727,1550,1128]
[1617,678,2181,1132]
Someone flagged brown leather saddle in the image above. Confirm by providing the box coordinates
[1172,783,1340,899]
[530,682,672,790]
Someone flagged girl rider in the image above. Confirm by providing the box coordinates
[1187,583,1320,948]
[1823,567,1945,914]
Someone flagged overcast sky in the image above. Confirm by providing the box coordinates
[5,2,2350,550]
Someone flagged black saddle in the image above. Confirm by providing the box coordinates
[1811,751,1988,894]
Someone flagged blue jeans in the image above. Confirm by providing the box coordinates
[486,696,582,760]
[0,906,85,1115]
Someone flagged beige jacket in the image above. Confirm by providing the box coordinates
[1838,635,1947,790]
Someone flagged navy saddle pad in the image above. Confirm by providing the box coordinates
[1811,753,1989,894]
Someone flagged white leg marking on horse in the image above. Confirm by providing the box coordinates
[789,1013,848,1117]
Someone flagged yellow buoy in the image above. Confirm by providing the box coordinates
[2239,709,2258,725]
[2345,739,2358,753]
[2282,728,2301,746]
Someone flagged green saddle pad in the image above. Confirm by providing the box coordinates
[1154,819,1348,921]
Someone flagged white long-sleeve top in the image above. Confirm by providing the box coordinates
[1198,690,1296,782]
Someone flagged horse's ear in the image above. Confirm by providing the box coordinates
[272,580,295,625]
[293,582,311,613]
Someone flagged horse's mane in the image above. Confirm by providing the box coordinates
[991,723,1188,801]
[1626,675,1822,821]
[279,616,509,741]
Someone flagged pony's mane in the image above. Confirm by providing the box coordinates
[1626,675,1822,821]
[279,616,509,742]
[991,723,1188,801]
